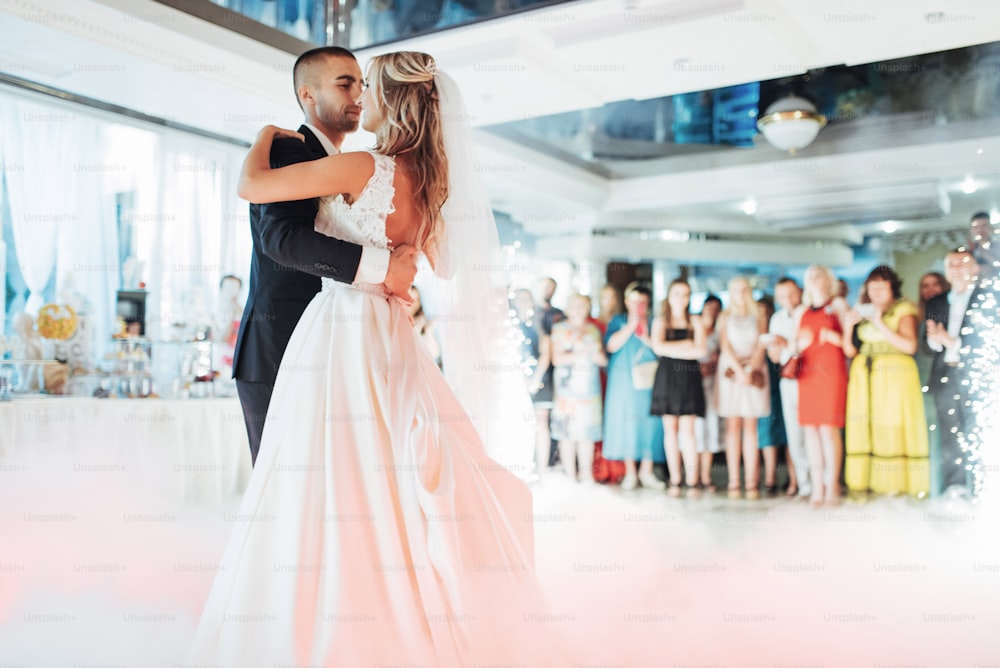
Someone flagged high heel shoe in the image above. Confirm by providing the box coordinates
[726,485,742,499]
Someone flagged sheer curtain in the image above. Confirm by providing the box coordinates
[0,98,68,316]
[1,86,250,368]
[143,138,237,341]
[53,117,119,357]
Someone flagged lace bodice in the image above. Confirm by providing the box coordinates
[314,152,395,291]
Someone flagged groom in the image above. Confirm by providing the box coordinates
[232,46,418,465]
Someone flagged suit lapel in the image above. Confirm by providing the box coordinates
[298,125,328,158]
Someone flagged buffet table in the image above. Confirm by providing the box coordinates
[0,396,251,505]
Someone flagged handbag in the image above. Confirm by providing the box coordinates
[630,349,658,390]
[779,355,801,380]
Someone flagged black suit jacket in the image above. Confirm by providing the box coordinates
[923,285,987,394]
[923,291,953,394]
[232,126,364,386]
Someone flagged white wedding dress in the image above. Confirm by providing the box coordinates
[189,153,564,666]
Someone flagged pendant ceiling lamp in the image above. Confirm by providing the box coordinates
[756,95,827,154]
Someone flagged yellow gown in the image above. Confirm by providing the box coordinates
[845,300,929,496]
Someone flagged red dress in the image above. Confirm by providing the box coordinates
[797,303,848,427]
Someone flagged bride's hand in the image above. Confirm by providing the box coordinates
[258,125,305,142]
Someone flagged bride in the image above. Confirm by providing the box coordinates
[188,52,566,666]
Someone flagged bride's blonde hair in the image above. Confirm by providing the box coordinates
[367,51,447,264]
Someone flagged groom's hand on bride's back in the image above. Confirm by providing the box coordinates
[384,245,418,302]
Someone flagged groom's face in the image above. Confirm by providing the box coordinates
[305,56,364,135]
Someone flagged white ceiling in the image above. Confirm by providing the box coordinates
[3,0,1000,264]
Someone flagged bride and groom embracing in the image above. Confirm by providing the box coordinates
[190,49,569,665]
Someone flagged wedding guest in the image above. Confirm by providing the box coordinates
[957,230,1000,497]
[597,284,623,331]
[756,295,786,495]
[538,276,565,334]
[844,266,929,497]
[551,294,607,483]
[650,279,707,497]
[716,277,769,499]
[592,283,626,484]
[796,265,849,506]
[603,283,666,490]
[837,278,850,301]
[537,276,565,469]
[767,277,808,498]
[915,269,950,494]
[216,275,245,371]
[919,272,950,312]
[512,288,555,482]
[696,294,724,491]
[924,249,980,497]
[968,210,999,275]
[916,271,949,387]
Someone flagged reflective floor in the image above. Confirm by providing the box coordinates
[1,455,998,666]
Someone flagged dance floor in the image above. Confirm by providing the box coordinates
[2,446,998,667]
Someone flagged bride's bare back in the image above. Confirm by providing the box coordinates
[382,153,421,251]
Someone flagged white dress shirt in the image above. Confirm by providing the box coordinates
[769,304,805,366]
[303,123,389,285]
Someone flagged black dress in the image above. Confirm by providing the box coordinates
[650,328,706,417]
[518,322,554,404]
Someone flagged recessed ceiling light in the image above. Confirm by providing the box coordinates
[962,176,978,194]
[977,148,984,155]
[741,197,757,215]
[882,220,900,234]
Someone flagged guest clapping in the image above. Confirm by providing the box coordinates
[603,283,666,490]
[924,249,979,496]
[844,266,929,497]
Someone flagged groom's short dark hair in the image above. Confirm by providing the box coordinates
[293,47,357,105]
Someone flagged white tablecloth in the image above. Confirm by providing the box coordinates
[0,396,251,505]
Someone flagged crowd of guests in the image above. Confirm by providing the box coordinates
[491,212,998,505]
